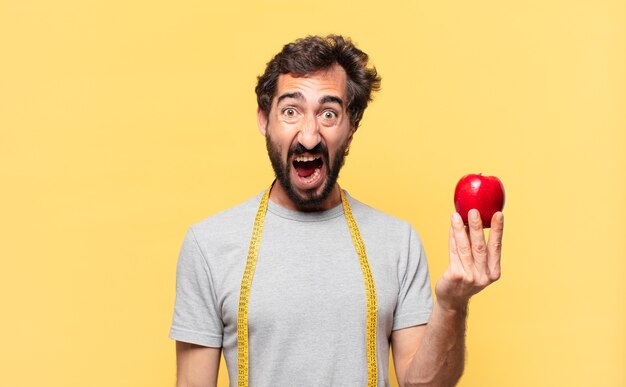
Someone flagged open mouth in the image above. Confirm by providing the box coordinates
[292,155,323,183]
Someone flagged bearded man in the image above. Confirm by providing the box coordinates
[169,34,504,387]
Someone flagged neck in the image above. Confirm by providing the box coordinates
[268,181,341,212]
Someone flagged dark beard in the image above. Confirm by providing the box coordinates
[265,133,348,211]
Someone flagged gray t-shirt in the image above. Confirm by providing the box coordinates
[169,191,433,386]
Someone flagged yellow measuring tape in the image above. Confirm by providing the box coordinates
[237,185,378,386]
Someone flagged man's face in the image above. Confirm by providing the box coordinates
[258,64,355,211]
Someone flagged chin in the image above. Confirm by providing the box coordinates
[286,178,335,211]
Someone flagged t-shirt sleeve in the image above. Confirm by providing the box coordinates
[392,227,433,330]
[169,227,223,347]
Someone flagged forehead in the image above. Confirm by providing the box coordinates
[274,64,348,104]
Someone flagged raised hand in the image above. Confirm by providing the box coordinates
[435,208,504,312]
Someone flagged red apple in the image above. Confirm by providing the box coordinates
[454,174,505,228]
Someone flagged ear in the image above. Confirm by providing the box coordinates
[345,126,357,148]
[257,108,268,136]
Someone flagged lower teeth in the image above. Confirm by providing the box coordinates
[302,168,320,183]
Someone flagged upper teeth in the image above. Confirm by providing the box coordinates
[295,156,319,162]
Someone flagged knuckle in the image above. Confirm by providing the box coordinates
[458,245,472,256]
[490,241,503,254]
[477,276,490,287]
[469,217,482,229]
[451,271,465,282]
[473,242,487,255]
[490,268,501,281]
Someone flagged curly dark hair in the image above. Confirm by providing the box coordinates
[255,35,381,129]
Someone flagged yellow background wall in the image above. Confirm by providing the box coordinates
[1,1,624,386]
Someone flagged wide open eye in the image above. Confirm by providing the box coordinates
[282,107,298,118]
[280,107,300,123]
[321,110,338,122]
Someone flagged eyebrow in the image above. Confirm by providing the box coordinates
[276,92,344,107]
[277,92,304,105]
[319,95,344,107]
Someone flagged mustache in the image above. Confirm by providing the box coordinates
[288,143,327,157]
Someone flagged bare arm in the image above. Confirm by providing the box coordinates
[393,209,504,386]
[175,341,221,387]
[392,303,467,387]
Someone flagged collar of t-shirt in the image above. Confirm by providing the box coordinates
[265,191,348,222]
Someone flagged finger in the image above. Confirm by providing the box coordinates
[487,211,504,281]
[467,209,489,275]
[451,212,474,276]
[448,226,463,272]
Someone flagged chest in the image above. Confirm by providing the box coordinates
[216,217,400,339]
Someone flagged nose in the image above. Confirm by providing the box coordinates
[297,115,321,150]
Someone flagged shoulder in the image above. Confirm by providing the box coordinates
[187,193,263,246]
[346,192,418,242]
